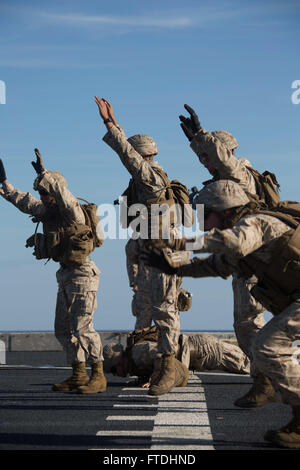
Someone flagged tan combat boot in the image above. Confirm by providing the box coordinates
[234,374,279,408]
[174,358,189,388]
[52,362,89,392]
[148,354,176,396]
[264,406,300,449]
[77,361,107,394]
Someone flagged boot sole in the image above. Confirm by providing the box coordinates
[148,386,174,396]
[52,383,89,392]
[77,386,107,394]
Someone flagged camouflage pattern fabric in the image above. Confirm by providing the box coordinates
[0,174,102,365]
[55,260,102,364]
[179,212,300,406]
[130,332,250,375]
[126,237,182,351]
[104,125,182,355]
[190,130,257,194]
[252,300,300,406]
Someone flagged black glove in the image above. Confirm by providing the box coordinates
[0,159,7,184]
[141,249,178,275]
[188,186,199,208]
[179,104,201,141]
[31,148,45,175]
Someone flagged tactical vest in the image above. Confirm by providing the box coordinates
[120,167,193,237]
[120,167,176,239]
[31,204,95,267]
[238,203,300,315]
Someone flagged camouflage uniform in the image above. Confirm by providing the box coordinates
[103,330,250,376]
[190,130,265,365]
[0,174,103,365]
[126,237,182,339]
[131,333,250,376]
[103,125,182,355]
[180,211,300,406]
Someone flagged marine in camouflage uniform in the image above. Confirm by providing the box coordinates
[147,180,300,448]
[125,237,182,333]
[103,327,250,382]
[179,105,275,407]
[0,155,105,394]
[95,97,187,395]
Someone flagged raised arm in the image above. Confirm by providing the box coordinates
[0,158,45,217]
[179,105,255,192]
[31,149,85,226]
[95,96,166,190]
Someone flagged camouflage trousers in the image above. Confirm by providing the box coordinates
[54,260,103,365]
[188,333,250,375]
[232,274,265,374]
[132,257,182,356]
[252,300,300,406]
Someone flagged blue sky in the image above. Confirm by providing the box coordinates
[0,0,299,332]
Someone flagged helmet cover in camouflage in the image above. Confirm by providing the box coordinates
[195,179,250,211]
[127,134,158,156]
[103,343,124,372]
[33,170,67,192]
[211,130,238,151]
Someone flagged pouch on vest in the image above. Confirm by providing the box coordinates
[26,232,49,260]
[78,199,104,248]
[59,224,94,267]
[177,288,193,312]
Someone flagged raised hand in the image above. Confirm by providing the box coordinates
[179,104,202,141]
[31,148,45,175]
[94,96,110,121]
[0,159,7,184]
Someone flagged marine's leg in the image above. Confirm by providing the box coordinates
[148,266,182,396]
[252,301,300,448]
[232,274,278,407]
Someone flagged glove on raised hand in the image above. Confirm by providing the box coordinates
[31,148,45,175]
[179,104,201,141]
[0,159,7,184]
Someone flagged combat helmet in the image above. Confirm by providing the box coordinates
[127,134,158,156]
[195,180,250,212]
[33,170,67,192]
[211,130,238,151]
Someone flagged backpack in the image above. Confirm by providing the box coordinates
[238,200,300,315]
[246,167,281,207]
[119,170,194,229]
[78,199,104,248]
[169,180,194,227]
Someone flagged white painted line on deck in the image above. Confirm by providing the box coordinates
[95,373,215,450]
[107,415,154,421]
[150,374,215,450]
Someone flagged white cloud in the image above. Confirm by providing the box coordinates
[41,13,192,29]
